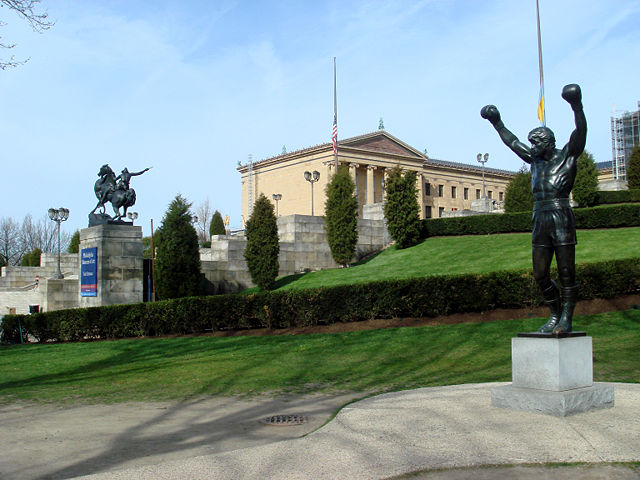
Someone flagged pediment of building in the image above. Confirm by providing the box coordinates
[341,132,425,159]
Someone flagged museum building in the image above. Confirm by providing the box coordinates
[238,130,515,223]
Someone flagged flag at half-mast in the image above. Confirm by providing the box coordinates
[536,0,546,125]
[332,114,337,155]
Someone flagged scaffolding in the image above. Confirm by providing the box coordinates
[247,154,254,216]
[611,101,640,181]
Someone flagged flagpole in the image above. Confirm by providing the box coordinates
[333,57,338,170]
[536,0,546,126]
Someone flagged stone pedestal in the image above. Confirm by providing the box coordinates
[492,334,614,416]
[78,224,143,308]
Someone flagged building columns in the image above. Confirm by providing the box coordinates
[366,165,377,205]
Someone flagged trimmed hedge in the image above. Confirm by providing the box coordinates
[422,203,640,237]
[2,258,639,344]
[596,189,640,205]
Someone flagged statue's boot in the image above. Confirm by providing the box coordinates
[553,285,579,334]
[538,281,561,333]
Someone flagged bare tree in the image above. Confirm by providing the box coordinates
[195,198,212,244]
[1,0,54,70]
[0,216,24,265]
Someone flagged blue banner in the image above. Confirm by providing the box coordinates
[81,247,98,297]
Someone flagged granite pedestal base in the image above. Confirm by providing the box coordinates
[491,334,614,416]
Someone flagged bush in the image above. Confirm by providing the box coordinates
[628,145,640,190]
[3,258,639,343]
[324,166,358,265]
[596,189,640,205]
[68,230,80,253]
[504,165,533,213]
[422,203,640,237]
[244,194,279,290]
[209,210,226,236]
[384,166,421,248]
[20,248,42,267]
[154,195,201,299]
[573,151,599,207]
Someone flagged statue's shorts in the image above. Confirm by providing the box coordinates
[532,199,577,248]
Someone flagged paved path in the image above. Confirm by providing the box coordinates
[68,382,639,480]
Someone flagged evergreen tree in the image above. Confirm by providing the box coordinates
[244,194,279,290]
[154,194,201,299]
[573,150,599,207]
[324,166,358,266]
[383,166,421,248]
[504,165,533,213]
[20,247,42,266]
[68,230,80,253]
[209,210,226,236]
[628,145,640,189]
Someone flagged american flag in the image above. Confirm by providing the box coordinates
[332,114,337,155]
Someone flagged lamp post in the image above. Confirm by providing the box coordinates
[272,194,282,216]
[304,170,320,216]
[127,211,138,225]
[48,207,69,279]
[477,153,489,199]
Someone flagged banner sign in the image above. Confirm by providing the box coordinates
[80,247,98,297]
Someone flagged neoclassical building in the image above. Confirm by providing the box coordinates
[238,130,515,224]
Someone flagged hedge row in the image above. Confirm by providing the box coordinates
[422,203,640,237]
[2,258,639,344]
[597,189,640,205]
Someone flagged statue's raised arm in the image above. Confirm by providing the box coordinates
[481,105,532,164]
[561,84,586,158]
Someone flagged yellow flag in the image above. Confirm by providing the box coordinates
[537,88,545,124]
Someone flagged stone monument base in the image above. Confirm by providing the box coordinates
[492,333,615,416]
[492,383,614,417]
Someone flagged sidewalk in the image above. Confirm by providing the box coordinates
[71,382,640,480]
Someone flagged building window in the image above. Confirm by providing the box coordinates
[464,187,469,200]
[499,192,504,201]
[451,186,457,198]
[476,189,481,199]
[425,206,432,218]
[488,190,493,199]
[425,183,431,196]
[439,207,445,217]
[438,185,443,197]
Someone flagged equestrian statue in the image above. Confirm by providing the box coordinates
[89,164,150,224]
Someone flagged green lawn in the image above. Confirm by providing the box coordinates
[1,309,638,405]
[268,227,640,291]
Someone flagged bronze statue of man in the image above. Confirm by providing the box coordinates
[481,84,587,334]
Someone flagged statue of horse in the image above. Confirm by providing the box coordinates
[90,164,137,220]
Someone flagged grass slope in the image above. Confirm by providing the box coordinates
[1,309,638,405]
[269,227,640,291]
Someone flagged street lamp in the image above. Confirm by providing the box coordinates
[272,193,282,216]
[48,207,69,279]
[477,153,489,199]
[127,211,138,224]
[304,170,320,216]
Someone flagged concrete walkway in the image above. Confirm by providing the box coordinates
[71,382,640,480]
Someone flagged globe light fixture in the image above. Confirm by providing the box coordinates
[304,171,320,216]
[48,207,69,279]
[477,153,489,199]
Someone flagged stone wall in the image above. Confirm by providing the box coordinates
[42,278,80,312]
[0,288,42,315]
[201,211,390,293]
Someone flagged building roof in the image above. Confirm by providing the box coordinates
[237,130,515,177]
[596,161,613,171]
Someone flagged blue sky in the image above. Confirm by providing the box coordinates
[1,0,639,236]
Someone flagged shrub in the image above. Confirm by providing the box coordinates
[244,194,279,290]
[154,195,201,299]
[384,166,421,248]
[596,190,640,204]
[324,166,358,265]
[504,165,533,213]
[422,203,640,237]
[20,248,42,266]
[628,145,640,190]
[209,210,226,236]
[3,258,638,343]
[573,151,599,207]
[68,230,80,253]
